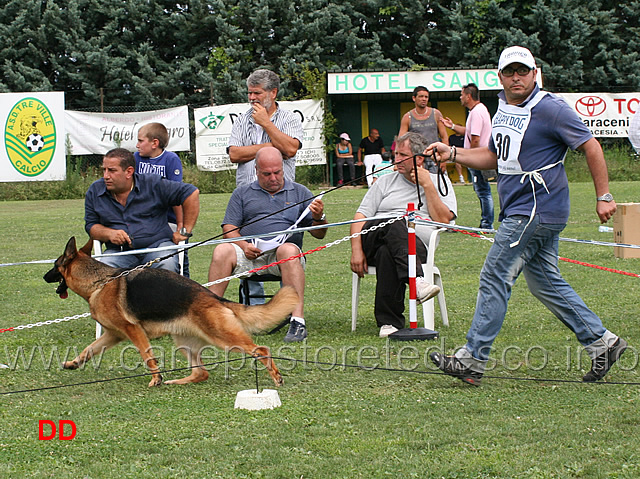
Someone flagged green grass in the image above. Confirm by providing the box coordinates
[2,183,640,478]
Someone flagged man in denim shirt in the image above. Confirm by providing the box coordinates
[85,148,199,273]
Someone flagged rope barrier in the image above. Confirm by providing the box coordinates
[2,354,639,397]
[4,213,638,333]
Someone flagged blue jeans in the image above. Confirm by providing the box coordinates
[458,215,608,367]
[468,168,494,228]
[100,239,179,273]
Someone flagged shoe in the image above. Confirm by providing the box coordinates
[379,325,398,338]
[430,352,483,386]
[283,319,307,343]
[583,337,627,382]
[415,277,440,304]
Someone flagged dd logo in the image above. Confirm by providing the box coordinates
[38,420,77,440]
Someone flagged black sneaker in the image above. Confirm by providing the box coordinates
[430,351,483,386]
[284,319,307,343]
[583,337,628,382]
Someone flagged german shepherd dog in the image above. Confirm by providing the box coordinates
[43,237,298,387]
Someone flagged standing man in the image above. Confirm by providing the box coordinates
[228,69,304,303]
[208,147,328,342]
[427,46,626,386]
[357,128,386,187]
[398,86,454,180]
[441,83,495,229]
[350,132,457,338]
[85,148,199,273]
[228,69,304,186]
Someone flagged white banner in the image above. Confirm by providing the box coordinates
[65,106,190,155]
[1,92,66,182]
[194,99,325,172]
[556,92,640,138]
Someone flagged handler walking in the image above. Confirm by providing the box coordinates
[427,46,627,386]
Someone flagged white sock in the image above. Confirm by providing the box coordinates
[291,316,305,326]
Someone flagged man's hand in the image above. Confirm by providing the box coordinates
[425,142,450,165]
[242,242,263,260]
[410,165,430,187]
[106,229,132,247]
[440,116,454,130]
[309,198,324,219]
[251,102,271,128]
[597,201,617,224]
[172,231,189,245]
[350,250,368,278]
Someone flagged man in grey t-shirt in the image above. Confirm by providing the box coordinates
[350,132,457,338]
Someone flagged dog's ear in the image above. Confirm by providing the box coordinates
[63,237,78,263]
[80,238,94,256]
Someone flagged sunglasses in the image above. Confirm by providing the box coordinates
[500,65,532,77]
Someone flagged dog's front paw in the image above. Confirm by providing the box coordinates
[62,360,79,370]
[273,373,284,387]
[148,375,163,387]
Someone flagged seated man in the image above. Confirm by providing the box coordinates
[85,148,199,272]
[350,132,457,338]
[208,146,328,342]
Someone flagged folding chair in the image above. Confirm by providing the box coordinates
[351,227,449,331]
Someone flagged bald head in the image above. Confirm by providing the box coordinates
[255,147,285,193]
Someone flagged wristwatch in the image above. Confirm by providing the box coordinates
[596,193,614,202]
[178,227,193,237]
[313,214,326,222]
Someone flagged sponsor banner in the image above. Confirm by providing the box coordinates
[65,106,190,155]
[1,92,66,182]
[556,92,640,138]
[328,69,543,94]
[194,99,325,172]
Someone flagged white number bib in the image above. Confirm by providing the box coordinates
[492,90,547,174]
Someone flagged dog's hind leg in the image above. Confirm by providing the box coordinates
[120,323,163,387]
[165,336,210,385]
[63,329,124,370]
[251,345,283,387]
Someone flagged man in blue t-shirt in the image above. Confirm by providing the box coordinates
[207,146,328,343]
[426,46,626,386]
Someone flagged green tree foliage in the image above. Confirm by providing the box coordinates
[1,0,639,109]
[0,0,216,109]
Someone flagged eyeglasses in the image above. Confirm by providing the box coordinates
[500,66,532,77]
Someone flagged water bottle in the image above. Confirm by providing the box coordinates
[598,225,613,232]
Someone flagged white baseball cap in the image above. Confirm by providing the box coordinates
[498,46,536,71]
[339,133,351,141]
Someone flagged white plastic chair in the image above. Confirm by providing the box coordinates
[351,227,449,332]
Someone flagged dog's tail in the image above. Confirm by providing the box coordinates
[227,286,299,334]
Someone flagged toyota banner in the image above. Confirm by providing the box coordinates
[556,92,640,138]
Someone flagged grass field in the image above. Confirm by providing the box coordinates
[1,182,640,478]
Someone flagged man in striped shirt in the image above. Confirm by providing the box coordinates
[228,69,304,186]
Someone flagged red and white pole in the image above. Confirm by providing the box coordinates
[407,202,418,329]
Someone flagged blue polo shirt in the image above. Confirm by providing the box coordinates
[223,180,314,248]
[85,173,197,250]
[489,85,593,223]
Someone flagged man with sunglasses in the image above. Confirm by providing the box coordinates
[427,46,625,385]
[350,132,457,338]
